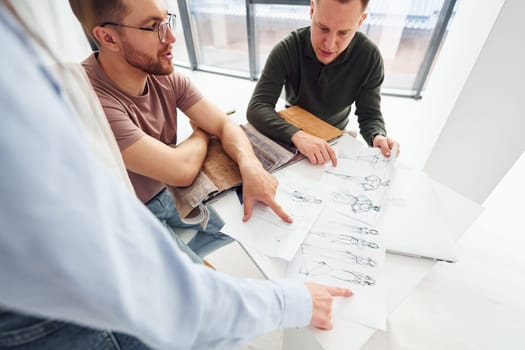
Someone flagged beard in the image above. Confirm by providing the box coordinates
[121,39,173,75]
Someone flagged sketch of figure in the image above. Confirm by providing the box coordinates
[340,153,389,168]
[315,210,380,235]
[334,219,379,236]
[289,190,322,204]
[310,231,379,249]
[301,244,376,267]
[331,191,381,213]
[337,224,378,235]
[328,268,376,286]
[299,258,376,286]
[325,171,390,191]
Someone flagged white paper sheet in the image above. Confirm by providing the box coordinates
[287,205,387,330]
[221,169,327,261]
[287,137,396,330]
[220,134,395,329]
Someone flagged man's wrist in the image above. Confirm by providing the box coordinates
[290,129,304,144]
[371,132,386,145]
[238,156,264,175]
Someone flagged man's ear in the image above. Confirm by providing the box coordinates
[92,27,120,52]
[310,0,315,19]
[358,13,368,27]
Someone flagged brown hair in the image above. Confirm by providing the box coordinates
[68,0,129,42]
[315,0,370,11]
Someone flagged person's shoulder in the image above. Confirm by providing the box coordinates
[354,31,381,55]
[81,53,99,79]
[293,26,310,38]
[284,26,309,45]
[273,26,309,56]
[80,55,127,108]
[80,53,117,91]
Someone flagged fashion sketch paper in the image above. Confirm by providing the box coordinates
[287,135,397,330]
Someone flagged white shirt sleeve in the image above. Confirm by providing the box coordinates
[0,7,312,350]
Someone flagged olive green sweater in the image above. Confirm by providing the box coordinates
[247,27,386,146]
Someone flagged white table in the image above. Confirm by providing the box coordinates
[239,246,436,350]
[210,138,484,349]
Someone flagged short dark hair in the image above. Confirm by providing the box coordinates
[315,0,370,11]
[68,0,129,42]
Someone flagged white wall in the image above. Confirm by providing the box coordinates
[356,0,508,171]
[424,0,525,204]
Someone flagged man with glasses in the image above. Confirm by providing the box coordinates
[70,0,293,264]
[247,0,399,166]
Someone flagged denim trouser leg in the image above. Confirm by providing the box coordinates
[185,205,234,257]
[145,189,203,264]
[146,188,233,259]
[163,224,204,264]
[0,311,151,350]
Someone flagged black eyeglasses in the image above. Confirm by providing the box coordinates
[100,13,176,43]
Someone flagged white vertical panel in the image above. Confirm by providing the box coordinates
[424,0,525,203]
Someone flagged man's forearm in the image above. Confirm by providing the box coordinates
[219,119,263,172]
[172,129,209,183]
[356,112,386,147]
[247,103,299,144]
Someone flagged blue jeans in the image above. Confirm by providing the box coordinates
[145,188,233,264]
[0,311,150,349]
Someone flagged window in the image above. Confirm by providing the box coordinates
[189,0,250,75]
[165,0,191,66]
[363,0,458,97]
[175,0,459,98]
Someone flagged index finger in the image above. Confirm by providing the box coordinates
[326,286,353,297]
[266,198,293,223]
[388,139,401,158]
[327,145,337,167]
[242,196,254,222]
[379,141,390,157]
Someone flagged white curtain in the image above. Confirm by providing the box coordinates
[11,0,92,63]
[9,0,134,193]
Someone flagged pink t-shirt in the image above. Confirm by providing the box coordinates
[82,53,203,203]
